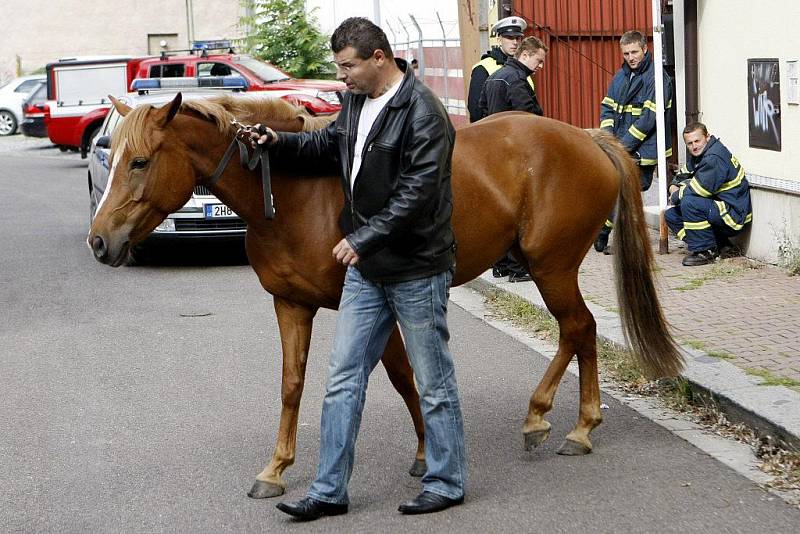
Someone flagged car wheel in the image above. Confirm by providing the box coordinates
[81,124,101,157]
[0,110,17,136]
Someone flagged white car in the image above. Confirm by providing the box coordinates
[0,75,46,135]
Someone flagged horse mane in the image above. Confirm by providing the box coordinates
[111,94,335,160]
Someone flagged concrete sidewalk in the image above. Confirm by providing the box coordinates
[470,231,800,448]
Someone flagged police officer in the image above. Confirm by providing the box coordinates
[477,35,548,282]
[467,16,528,123]
[594,30,673,254]
[477,35,547,119]
[666,122,752,266]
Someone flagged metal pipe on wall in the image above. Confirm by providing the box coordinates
[684,0,699,125]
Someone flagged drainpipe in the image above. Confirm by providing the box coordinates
[684,0,699,126]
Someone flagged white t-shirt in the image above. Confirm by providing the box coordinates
[350,79,402,192]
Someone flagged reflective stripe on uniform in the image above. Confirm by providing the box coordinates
[717,166,746,193]
[715,200,752,230]
[600,118,614,128]
[640,147,672,166]
[628,125,647,141]
[689,176,713,197]
[683,220,712,230]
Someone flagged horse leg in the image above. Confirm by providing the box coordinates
[380,326,427,476]
[249,296,316,499]
[522,272,601,454]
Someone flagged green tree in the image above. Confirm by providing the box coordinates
[239,0,332,78]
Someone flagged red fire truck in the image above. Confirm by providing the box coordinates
[45,56,146,157]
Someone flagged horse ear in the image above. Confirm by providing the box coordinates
[156,92,183,127]
[109,95,132,117]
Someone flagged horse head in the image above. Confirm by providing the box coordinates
[87,93,198,266]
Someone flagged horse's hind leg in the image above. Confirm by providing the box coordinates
[380,327,427,476]
[249,296,315,499]
[522,271,602,454]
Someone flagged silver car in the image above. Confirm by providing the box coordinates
[0,75,46,136]
[87,90,248,246]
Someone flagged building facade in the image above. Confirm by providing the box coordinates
[0,0,244,83]
[685,0,800,263]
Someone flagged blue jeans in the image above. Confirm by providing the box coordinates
[307,266,466,505]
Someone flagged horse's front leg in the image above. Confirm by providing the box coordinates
[248,296,317,499]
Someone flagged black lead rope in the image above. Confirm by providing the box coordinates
[206,125,275,220]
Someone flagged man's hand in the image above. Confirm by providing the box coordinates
[333,238,359,266]
[669,184,679,194]
[247,123,278,148]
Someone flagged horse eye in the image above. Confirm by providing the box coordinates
[130,158,148,170]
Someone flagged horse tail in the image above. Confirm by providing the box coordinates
[588,129,685,377]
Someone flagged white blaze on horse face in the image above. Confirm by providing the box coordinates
[97,138,126,215]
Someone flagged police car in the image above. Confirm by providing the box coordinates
[87,76,280,248]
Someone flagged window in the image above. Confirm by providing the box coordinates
[149,64,185,78]
[15,79,42,93]
[197,62,236,77]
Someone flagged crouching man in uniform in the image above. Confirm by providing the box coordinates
[666,122,752,266]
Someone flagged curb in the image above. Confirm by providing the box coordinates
[466,272,800,450]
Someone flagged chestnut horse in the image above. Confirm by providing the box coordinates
[88,93,682,498]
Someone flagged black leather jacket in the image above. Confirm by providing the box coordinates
[478,57,543,119]
[276,59,456,283]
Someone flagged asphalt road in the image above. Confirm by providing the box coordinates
[2,137,798,532]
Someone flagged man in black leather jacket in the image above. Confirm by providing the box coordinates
[255,17,466,521]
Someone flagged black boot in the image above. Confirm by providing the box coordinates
[682,248,719,266]
[276,497,348,521]
[594,231,610,253]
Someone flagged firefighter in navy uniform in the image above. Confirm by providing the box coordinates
[594,30,673,254]
[477,36,549,282]
[466,16,528,123]
[666,122,752,266]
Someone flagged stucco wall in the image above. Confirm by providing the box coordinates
[0,0,243,82]
[697,0,800,263]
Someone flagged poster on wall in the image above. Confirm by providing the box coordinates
[747,58,781,151]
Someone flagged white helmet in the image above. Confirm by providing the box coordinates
[492,16,527,38]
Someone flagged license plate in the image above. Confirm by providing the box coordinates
[204,203,237,218]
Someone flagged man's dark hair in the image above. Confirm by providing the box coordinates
[331,17,393,60]
[683,122,709,136]
[620,30,647,48]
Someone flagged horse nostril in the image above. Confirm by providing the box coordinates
[92,235,107,259]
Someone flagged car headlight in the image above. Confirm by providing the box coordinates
[154,219,176,232]
[316,91,340,105]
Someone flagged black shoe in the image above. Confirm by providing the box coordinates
[398,491,464,515]
[508,272,532,283]
[276,497,348,521]
[594,232,609,253]
[682,248,719,266]
[719,244,741,259]
[492,267,511,278]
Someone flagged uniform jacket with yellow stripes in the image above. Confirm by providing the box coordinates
[670,136,752,231]
[600,51,672,166]
[468,47,509,123]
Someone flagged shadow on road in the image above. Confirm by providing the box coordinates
[128,239,249,268]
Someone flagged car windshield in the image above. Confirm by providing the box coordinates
[233,56,290,83]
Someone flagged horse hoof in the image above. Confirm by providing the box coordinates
[556,439,592,456]
[409,459,426,477]
[523,429,551,451]
[247,480,285,499]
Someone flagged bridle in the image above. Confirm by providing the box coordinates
[204,120,275,219]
